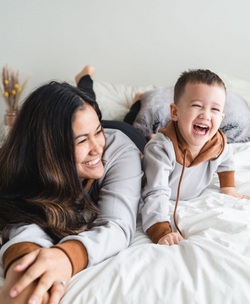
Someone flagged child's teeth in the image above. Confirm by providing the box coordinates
[195,124,208,128]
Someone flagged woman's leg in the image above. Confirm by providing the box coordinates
[102,120,147,153]
[76,65,96,100]
[123,92,143,125]
[75,66,142,126]
[75,66,147,153]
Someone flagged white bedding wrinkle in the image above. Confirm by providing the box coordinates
[55,142,250,304]
[1,75,250,303]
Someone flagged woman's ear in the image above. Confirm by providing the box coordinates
[170,103,178,121]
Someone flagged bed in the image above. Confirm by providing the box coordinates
[1,72,250,303]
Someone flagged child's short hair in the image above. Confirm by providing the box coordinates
[174,69,226,104]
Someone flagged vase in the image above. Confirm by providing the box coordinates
[4,110,18,135]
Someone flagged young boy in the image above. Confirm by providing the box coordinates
[141,69,250,246]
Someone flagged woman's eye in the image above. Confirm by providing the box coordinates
[78,139,87,144]
[95,129,102,136]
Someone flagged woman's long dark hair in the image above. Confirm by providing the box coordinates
[0,82,102,245]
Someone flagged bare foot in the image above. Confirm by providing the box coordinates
[75,65,95,85]
[149,134,156,140]
[132,92,143,105]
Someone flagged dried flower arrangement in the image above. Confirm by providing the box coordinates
[0,65,31,111]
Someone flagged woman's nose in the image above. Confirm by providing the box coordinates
[89,138,102,154]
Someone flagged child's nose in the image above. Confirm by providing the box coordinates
[199,109,211,120]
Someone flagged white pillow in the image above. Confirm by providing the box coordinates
[94,81,157,121]
[93,72,250,121]
[216,71,250,108]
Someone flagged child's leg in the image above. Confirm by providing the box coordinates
[123,92,143,125]
[75,65,96,100]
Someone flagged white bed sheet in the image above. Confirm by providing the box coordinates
[57,142,250,304]
[1,73,250,303]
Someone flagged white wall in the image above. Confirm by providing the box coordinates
[1,0,250,126]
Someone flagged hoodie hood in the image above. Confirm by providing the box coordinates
[158,120,226,168]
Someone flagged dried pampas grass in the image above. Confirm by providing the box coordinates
[0,65,31,111]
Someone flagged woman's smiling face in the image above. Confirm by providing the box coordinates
[170,82,225,156]
[73,104,105,181]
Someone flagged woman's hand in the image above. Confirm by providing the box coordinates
[221,187,250,200]
[9,247,72,304]
[158,232,184,246]
[0,259,49,304]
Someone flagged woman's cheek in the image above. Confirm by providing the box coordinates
[75,146,88,165]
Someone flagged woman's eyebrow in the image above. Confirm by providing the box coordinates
[74,123,101,140]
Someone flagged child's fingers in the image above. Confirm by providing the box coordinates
[158,237,169,245]
[14,249,41,272]
[178,234,185,242]
[167,238,177,245]
[158,233,184,246]
[242,195,250,200]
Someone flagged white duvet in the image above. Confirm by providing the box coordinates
[1,74,250,304]
[57,142,250,304]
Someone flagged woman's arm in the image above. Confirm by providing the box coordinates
[4,248,72,304]
[0,131,142,302]
[0,224,54,274]
[0,225,71,304]
[56,133,143,268]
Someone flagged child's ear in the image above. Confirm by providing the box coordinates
[222,113,225,120]
[170,103,178,121]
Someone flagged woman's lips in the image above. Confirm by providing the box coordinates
[83,157,101,167]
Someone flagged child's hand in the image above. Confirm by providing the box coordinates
[158,232,184,246]
[221,187,250,200]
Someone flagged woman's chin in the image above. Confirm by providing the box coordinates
[79,167,105,181]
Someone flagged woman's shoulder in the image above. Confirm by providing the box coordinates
[91,128,142,193]
[103,128,139,158]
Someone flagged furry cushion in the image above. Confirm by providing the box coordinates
[133,87,250,143]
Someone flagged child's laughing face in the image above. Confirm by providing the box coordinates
[170,82,225,157]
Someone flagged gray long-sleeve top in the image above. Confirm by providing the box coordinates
[0,129,143,270]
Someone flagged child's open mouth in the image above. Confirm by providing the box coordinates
[193,124,209,135]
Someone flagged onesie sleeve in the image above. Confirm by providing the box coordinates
[216,144,235,188]
[141,136,176,242]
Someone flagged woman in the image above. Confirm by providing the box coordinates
[0,71,143,303]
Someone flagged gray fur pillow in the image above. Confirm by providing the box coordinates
[132,87,250,143]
